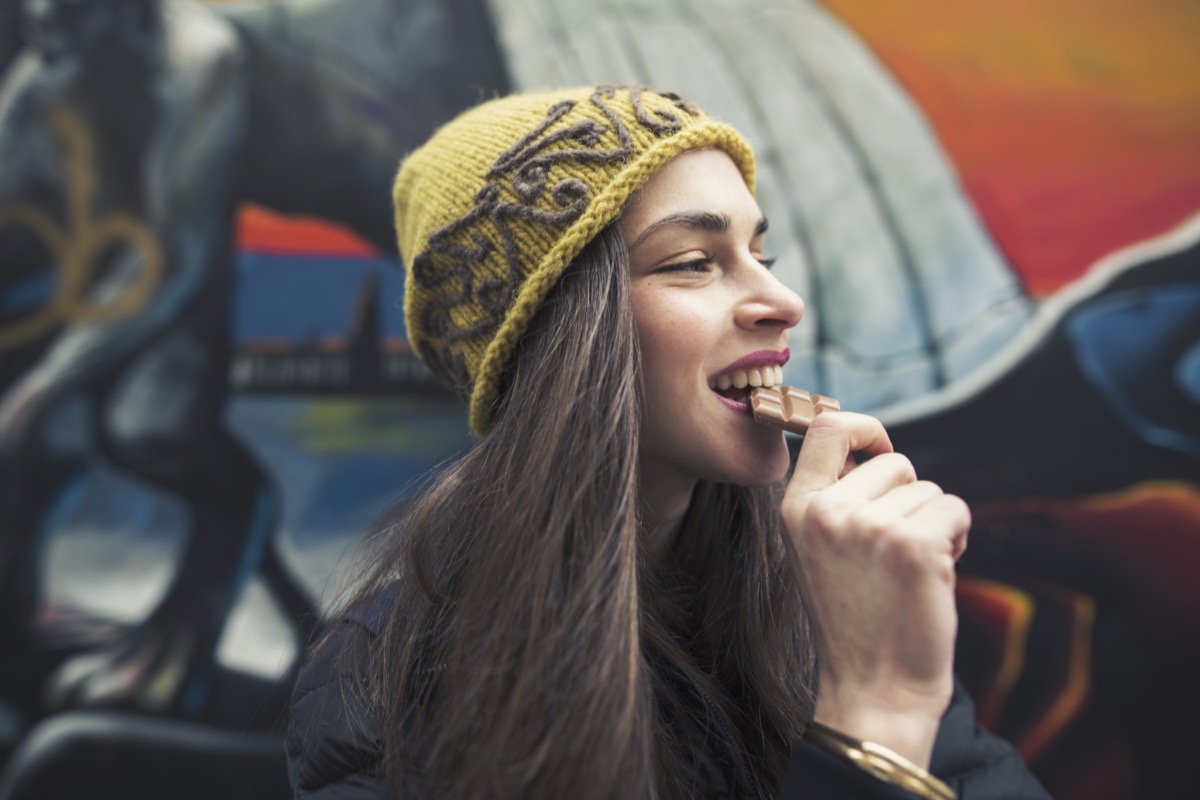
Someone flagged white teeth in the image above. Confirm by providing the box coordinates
[711,364,785,392]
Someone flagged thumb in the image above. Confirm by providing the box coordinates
[789,412,894,494]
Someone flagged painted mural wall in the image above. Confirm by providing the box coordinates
[0,1,1196,798]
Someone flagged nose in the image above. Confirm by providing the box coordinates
[734,258,805,332]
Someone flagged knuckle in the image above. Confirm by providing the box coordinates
[805,492,846,532]
[879,529,927,572]
[879,452,917,482]
[851,505,894,539]
[915,479,944,496]
[947,494,973,528]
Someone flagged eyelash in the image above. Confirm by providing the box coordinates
[661,258,713,273]
[660,256,777,273]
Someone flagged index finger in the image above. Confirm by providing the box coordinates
[790,412,894,493]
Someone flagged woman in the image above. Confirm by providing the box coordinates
[286,85,1050,799]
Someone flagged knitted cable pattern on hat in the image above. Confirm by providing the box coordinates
[393,84,755,437]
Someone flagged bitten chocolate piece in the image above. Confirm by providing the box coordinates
[749,386,840,434]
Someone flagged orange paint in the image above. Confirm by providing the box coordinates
[976,482,1200,639]
[956,578,1034,728]
[823,0,1200,295]
[235,203,379,258]
[1012,588,1094,762]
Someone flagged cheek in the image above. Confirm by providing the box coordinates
[632,296,710,374]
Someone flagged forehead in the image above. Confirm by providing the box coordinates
[619,148,758,242]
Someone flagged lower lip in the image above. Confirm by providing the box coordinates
[713,391,754,416]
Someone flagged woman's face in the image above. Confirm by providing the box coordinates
[620,148,805,497]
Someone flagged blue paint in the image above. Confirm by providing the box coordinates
[1066,284,1200,459]
[232,253,407,342]
[0,269,56,314]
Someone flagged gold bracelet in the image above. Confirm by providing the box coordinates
[802,720,957,800]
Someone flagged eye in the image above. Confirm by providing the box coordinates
[758,256,777,269]
[658,257,713,274]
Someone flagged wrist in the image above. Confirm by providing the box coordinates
[802,720,956,800]
[813,702,941,768]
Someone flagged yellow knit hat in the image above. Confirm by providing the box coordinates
[394,85,755,437]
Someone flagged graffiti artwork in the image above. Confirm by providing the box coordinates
[0,0,1196,798]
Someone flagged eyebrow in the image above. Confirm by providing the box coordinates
[628,212,769,251]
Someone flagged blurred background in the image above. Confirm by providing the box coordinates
[0,0,1197,797]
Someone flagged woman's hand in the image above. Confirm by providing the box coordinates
[781,412,970,767]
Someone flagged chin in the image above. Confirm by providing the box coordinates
[721,439,791,488]
[736,466,789,488]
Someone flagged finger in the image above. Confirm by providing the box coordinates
[952,525,969,561]
[817,452,918,503]
[864,479,946,518]
[792,412,894,493]
[839,453,856,479]
[904,494,972,556]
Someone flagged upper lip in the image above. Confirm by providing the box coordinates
[710,348,790,381]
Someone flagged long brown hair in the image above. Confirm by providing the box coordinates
[331,223,815,798]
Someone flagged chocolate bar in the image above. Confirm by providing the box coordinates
[749,386,840,434]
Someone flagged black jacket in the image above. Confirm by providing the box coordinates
[287,612,1051,800]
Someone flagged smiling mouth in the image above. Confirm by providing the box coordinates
[709,365,784,404]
